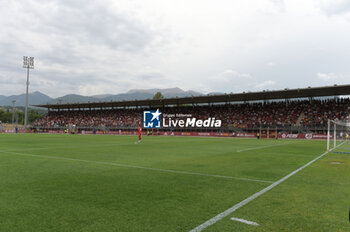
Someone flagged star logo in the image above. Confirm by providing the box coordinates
[143,109,162,128]
[150,109,161,122]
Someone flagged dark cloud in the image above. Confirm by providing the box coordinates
[0,0,165,96]
[40,1,155,51]
[1,0,350,97]
[0,0,158,65]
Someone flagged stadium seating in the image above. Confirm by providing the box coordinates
[32,98,350,128]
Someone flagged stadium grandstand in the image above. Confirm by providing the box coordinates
[32,84,350,138]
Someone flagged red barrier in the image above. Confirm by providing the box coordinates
[235,132,257,138]
[48,130,64,134]
[2,129,331,140]
[3,129,27,133]
[161,132,234,137]
[278,133,331,140]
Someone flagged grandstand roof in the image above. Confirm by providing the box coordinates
[35,84,350,110]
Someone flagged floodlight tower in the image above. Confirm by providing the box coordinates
[23,56,34,129]
[12,100,16,124]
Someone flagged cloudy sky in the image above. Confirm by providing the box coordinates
[0,0,350,97]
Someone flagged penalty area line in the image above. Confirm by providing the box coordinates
[189,142,344,232]
[231,217,259,226]
[237,142,295,152]
[0,150,273,184]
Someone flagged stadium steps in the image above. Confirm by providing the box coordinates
[294,112,305,126]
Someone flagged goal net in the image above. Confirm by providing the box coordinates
[327,119,350,152]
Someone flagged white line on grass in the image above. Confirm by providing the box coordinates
[237,142,295,152]
[189,142,345,232]
[231,217,259,226]
[0,150,273,184]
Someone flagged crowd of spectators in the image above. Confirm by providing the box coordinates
[32,98,350,128]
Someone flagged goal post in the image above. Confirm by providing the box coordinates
[327,119,350,151]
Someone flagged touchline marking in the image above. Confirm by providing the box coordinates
[189,142,345,232]
[236,142,295,152]
[231,217,259,226]
[0,150,273,184]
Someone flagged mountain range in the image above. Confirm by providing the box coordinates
[0,92,52,107]
[0,88,207,107]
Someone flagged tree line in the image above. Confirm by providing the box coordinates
[0,107,45,124]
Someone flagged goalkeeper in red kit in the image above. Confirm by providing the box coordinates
[138,124,142,143]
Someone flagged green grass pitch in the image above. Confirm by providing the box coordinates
[0,134,349,232]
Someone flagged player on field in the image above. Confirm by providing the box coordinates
[138,124,142,143]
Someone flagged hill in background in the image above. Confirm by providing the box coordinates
[0,95,7,102]
[0,87,203,106]
[0,91,53,107]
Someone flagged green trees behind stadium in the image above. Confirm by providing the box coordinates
[153,92,164,100]
[0,107,45,124]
